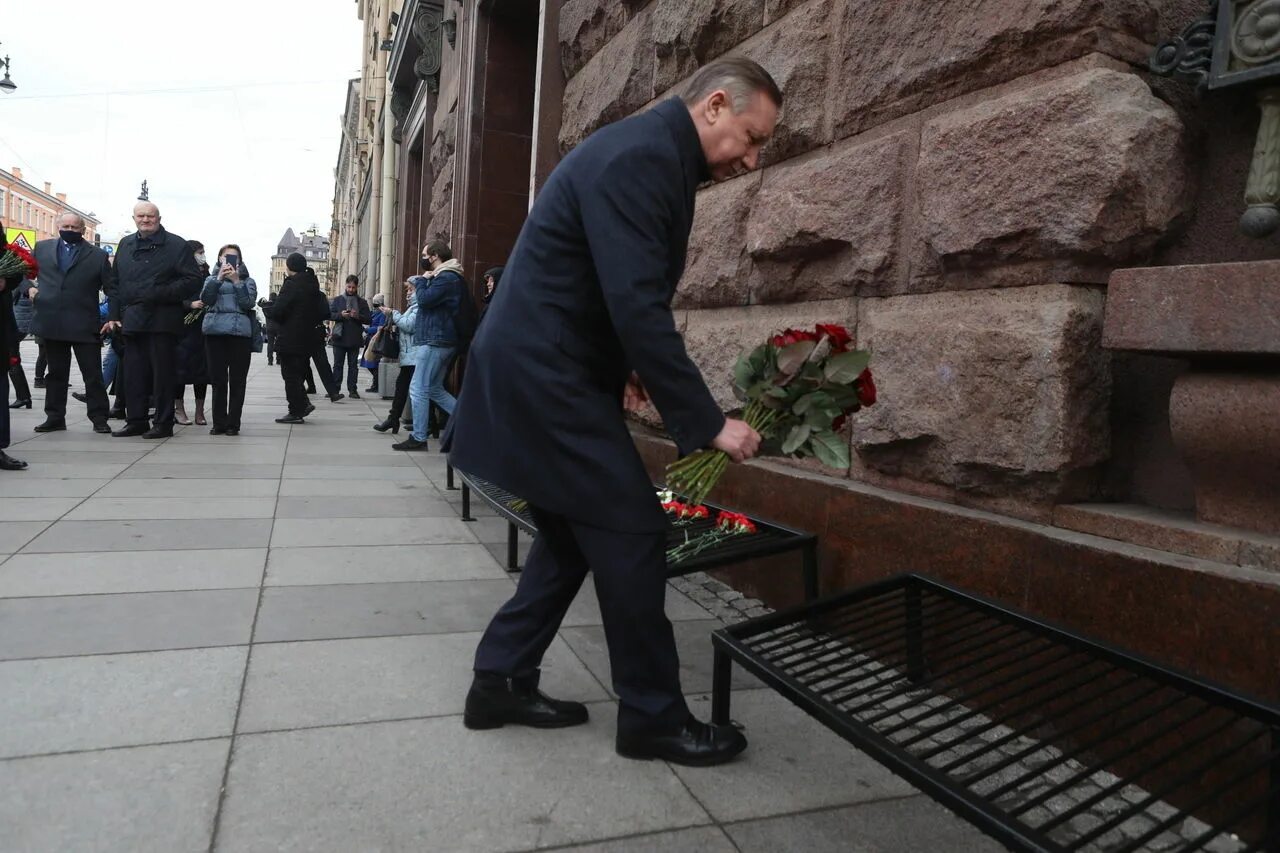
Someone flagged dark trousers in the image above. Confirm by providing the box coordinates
[34,340,46,380]
[0,367,9,449]
[386,364,415,421]
[265,334,276,365]
[123,333,177,428]
[306,341,337,395]
[330,345,359,392]
[474,507,686,735]
[44,339,109,425]
[9,333,30,401]
[278,353,310,416]
[206,335,251,431]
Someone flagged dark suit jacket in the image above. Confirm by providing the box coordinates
[30,239,113,343]
[447,97,724,533]
[329,295,371,348]
[108,227,202,336]
[267,271,329,354]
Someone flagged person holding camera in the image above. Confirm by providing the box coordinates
[329,275,370,399]
[373,280,419,434]
[200,244,257,435]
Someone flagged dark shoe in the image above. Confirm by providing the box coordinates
[9,398,31,409]
[32,378,45,389]
[348,390,360,399]
[616,716,748,767]
[92,421,112,434]
[210,427,226,436]
[306,387,317,395]
[303,403,316,417]
[225,428,239,436]
[365,385,377,393]
[463,674,589,730]
[275,414,305,424]
[33,419,67,433]
[327,392,344,402]
[111,424,148,438]
[0,451,27,471]
[72,391,88,403]
[373,418,400,434]
[108,407,127,420]
[392,437,429,451]
[143,426,173,439]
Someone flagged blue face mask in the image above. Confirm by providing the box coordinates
[59,230,85,245]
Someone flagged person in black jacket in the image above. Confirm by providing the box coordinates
[329,275,371,398]
[101,202,202,438]
[448,57,779,765]
[0,224,29,469]
[267,253,329,423]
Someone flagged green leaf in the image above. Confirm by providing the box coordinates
[823,350,871,385]
[808,430,851,470]
[794,390,831,416]
[776,340,817,378]
[781,423,811,454]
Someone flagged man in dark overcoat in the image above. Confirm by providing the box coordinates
[29,213,114,433]
[447,57,781,766]
[102,201,202,438]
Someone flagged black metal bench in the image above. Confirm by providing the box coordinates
[450,467,818,597]
[711,574,1280,852]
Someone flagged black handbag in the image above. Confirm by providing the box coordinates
[381,324,401,360]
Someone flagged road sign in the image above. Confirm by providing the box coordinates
[4,228,36,251]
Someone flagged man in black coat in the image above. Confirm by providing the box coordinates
[0,224,27,470]
[102,202,202,438]
[266,253,331,423]
[329,275,371,398]
[448,57,780,765]
[30,213,114,434]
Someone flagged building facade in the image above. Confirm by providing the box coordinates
[0,166,99,249]
[270,226,332,295]
[332,1,1280,702]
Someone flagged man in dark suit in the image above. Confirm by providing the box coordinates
[448,57,781,766]
[29,213,114,434]
[101,201,202,438]
[329,275,371,398]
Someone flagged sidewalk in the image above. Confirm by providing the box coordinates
[0,343,996,852]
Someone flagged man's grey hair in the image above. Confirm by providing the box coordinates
[680,56,783,113]
[133,201,160,217]
[57,212,86,228]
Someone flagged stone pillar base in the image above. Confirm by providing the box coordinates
[1169,371,1280,535]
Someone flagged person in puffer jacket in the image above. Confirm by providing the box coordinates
[199,243,257,435]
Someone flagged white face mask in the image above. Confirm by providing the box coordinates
[195,252,207,266]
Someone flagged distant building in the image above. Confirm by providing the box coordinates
[0,166,99,250]
[269,225,331,295]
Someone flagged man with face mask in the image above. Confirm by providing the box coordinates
[28,213,115,433]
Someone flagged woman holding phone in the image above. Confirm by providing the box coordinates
[200,244,256,435]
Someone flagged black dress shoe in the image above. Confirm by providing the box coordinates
[306,387,317,395]
[392,437,429,451]
[225,428,239,436]
[9,398,32,409]
[32,378,45,389]
[372,418,400,434]
[348,390,360,399]
[72,391,88,403]
[108,407,127,420]
[112,424,148,437]
[303,403,315,417]
[365,385,377,393]
[275,414,305,424]
[210,427,226,435]
[616,715,748,767]
[463,674,589,730]
[33,420,67,433]
[92,422,112,434]
[327,392,344,402]
[143,426,173,439]
[0,451,27,471]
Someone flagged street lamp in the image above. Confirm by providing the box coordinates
[0,46,16,94]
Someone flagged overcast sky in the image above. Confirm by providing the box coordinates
[1,0,362,276]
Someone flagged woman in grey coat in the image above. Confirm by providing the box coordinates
[200,244,257,435]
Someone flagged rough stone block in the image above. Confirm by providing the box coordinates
[675,173,761,309]
[913,69,1190,290]
[835,0,1161,135]
[745,132,908,303]
[853,285,1109,497]
[652,0,766,94]
[559,0,650,80]
[560,11,655,152]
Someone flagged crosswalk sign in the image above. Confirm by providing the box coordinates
[4,228,36,251]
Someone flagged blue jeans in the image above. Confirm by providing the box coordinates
[410,345,456,442]
[102,344,119,387]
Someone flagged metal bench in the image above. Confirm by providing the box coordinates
[711,574,1280,853]
[451,467,818,596]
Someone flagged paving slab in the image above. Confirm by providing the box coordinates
[216,715,709,852]
[253,580,516,643]
[669,690,917,823]
[269,515,475,548]
[0,646,246,756]
[0,478,110,497]
[119,463,281,479]
[274,494,456,518]
[283,452,420,467]
[21,518,273,553]
[8,463,130,479]
[0,521,51,552]
[277,477,440,497]
[279,463,429,480]
[63,497,278,520]
[265,543,505,586]
[15,450,152,466]
[543,826,736,852]
[1,497,84,521]
[0,739,230,853]
[561,581,712,626]
[0,549,267,598]
[237,633,607,733]
[724,796,1006,852]
[95,478,280,498]
[0,589,259,660]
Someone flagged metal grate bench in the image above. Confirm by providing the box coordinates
[711,574,1280,853]
[452,468,818,597]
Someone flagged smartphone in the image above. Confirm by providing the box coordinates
[224,253,239,270]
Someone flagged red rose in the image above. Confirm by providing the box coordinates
[815,323,852,352]
[6,244,39,280]
[832,414,848,432]
[856,368,876,406]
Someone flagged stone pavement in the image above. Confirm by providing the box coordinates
[0,343,999,853]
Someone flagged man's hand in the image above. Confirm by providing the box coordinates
[622,372,648,412]
[100,320,121,335]
[28,286,38,301]
[711,418,761,463]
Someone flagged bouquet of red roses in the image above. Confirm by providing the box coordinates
[665,323,875,505]
[0,243,39,281]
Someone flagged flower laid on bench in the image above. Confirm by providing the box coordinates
[661,499,710,525]
[665,509,759,564]
[666,323,875,506]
